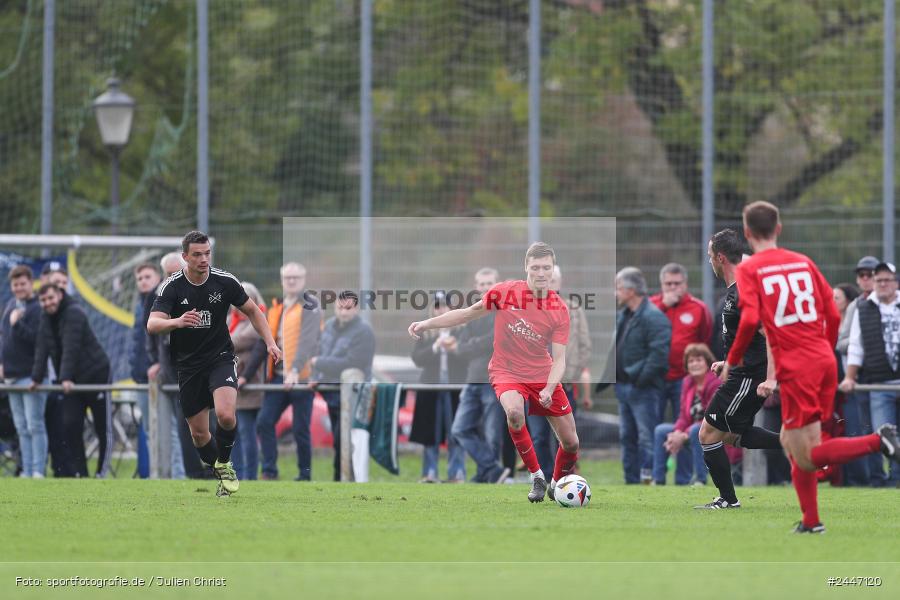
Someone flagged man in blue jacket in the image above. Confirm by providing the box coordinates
[308,291,376,481]
[612,267,672,484]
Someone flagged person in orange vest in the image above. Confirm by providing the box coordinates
[256,262,322,481]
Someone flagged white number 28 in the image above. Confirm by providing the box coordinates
[761,271,818,327]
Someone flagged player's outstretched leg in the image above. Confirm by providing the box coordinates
[737,426,781,449]
[877,423,900,462]
[186,408,221,478]
[790,457,824,534]
[696,421,741,509]
[509,424,545,502]
[547,413,579,502]
[809,429,884,469]
[213,423,239,496]
[209,387,240,496]
[782,424,826,532]
[498,391,546,502]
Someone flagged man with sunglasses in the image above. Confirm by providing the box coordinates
[837,256,878,356]
[836,256,883,485]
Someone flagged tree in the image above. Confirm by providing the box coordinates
[596,0,884,214]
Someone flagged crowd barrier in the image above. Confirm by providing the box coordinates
[4,378,886,483]
[0,371,466,481]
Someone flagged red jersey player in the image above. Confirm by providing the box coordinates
[408,242,576,503]
[723,201,899,533]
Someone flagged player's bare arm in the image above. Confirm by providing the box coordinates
[408,299,487,340]
[757,333,777,398]
[146,309,201,335]
[540,342,567,407]
[839,364,859,394]
[238,298,283,364]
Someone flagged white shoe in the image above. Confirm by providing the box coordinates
[32,473,45,479]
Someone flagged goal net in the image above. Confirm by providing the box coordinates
[0,234,185,384]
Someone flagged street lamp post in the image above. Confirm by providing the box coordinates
[92,78,135,238]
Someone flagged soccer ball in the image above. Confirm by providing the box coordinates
[554,474,591,508]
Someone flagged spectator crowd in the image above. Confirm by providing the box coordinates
[1,244,896,489]
[609,251,900,489]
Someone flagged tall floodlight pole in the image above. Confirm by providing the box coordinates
[528,0,541,243]
[360,0,373,309]
[884,0,895,263]
[41,0,55,238]
[197,0,210,232]
[701,0,715,309]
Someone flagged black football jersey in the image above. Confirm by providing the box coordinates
[150,267,250,373]
[722,282,767,377]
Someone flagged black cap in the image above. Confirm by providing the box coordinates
[40,261,64,275]
[856,256,879,272]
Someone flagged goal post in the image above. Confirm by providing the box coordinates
[0,233,215,386]
[0,234,198,477]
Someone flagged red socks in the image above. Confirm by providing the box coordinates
[508,426,541,474]
[790,435,880,528]
[810,434,881,468]
[552,447,578,481]
[790,458,820,528]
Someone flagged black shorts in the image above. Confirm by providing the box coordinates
[177,356,239,419]
[704,371,766,435]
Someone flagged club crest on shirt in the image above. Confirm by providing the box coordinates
[208,291,222,304]
[679,312,695,325]
[507,318,544,343]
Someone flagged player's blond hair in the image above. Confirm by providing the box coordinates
[525,242,556,265]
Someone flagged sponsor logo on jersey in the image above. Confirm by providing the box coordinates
[181,298,189,305]
[191,310,212,328]
[507,318,544,343]
[225,376,234,383]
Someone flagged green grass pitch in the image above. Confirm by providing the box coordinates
[2,456,898,599]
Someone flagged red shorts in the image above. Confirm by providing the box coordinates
[491,381,572,417]
[779,365,837,430]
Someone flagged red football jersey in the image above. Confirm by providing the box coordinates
[726,247,840,380]
[483,280,570,384]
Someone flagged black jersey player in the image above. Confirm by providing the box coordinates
[694,229,781,509]
[148,231,282,496]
